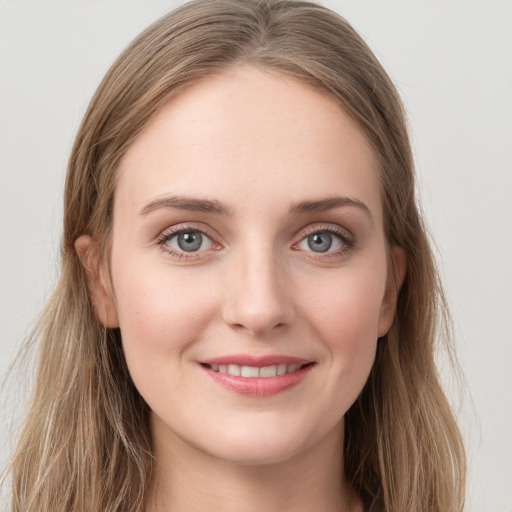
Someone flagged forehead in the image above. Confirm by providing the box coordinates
[116,65,381,221]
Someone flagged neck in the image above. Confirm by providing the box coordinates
[145,416,363,512]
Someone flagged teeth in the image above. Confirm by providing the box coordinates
[241,366,259,377]
[277,363,287,375]
[209,363,305,377]
[227,364,241,376]
[259,365,277,377]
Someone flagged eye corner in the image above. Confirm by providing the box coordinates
[156,223,222,261]
[293,223,356,259]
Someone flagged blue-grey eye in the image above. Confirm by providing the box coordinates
[307,232,332,252]
[298,230,345,254]
[167,230,213,252]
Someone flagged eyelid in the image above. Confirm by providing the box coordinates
[292,222,356,256]
[298,223,353,240]
[156,223,222,259]
[154,221,355,261]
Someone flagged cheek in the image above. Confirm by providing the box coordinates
[112,265,218,382]
[304,266,385,343]
[300,268,385,399]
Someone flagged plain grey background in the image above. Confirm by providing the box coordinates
[1,1,511,510]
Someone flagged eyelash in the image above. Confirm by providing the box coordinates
[157,224,219,260]
[156,223,355,261]
[293,224,356,259]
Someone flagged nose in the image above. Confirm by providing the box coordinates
[222,247,295,337]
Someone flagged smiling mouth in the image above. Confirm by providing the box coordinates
[201,362,314,378]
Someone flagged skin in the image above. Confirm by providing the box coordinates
[77,66,405,512]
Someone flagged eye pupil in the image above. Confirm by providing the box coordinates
[307,232,332,252]
[177,231,203,252]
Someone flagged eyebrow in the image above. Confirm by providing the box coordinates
[139,194,372,220]
[289,196,372,221]
[140,195,233,216]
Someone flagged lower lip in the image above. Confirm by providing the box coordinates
[201,364,314,397]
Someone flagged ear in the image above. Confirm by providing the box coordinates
[377,246,407,337]
[75,235,119,328]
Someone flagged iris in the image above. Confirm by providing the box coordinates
[307,232,332,253]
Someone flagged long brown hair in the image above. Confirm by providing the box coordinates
[7,1,465,510]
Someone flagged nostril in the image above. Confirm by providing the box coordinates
[222,282,295,336]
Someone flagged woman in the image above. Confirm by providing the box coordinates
[7,0,465,511]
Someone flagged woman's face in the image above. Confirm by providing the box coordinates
[92,66,402,465]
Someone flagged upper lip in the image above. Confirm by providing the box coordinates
[200,355,313,367]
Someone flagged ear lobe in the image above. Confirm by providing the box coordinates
[377,246,407,337]
[75,235,119,328]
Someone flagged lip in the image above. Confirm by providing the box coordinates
[199,354,315,397]
[201,354,311,367]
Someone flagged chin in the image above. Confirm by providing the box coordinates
[206,436,308,466]
[195,417,339,467]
